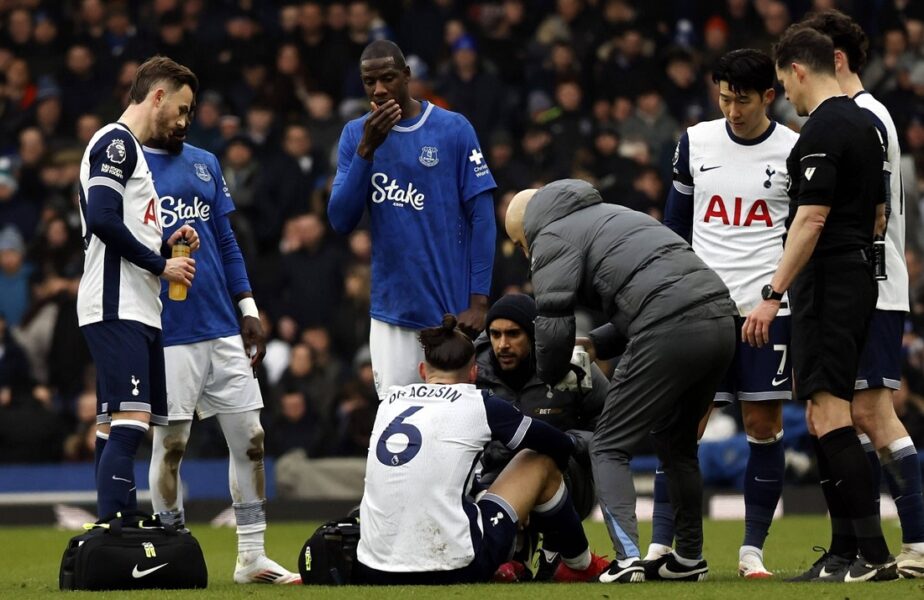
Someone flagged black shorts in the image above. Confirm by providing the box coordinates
[81,319,168,425]
[856,309,904,391]
[790,253,877,402]
[354,494,518,585]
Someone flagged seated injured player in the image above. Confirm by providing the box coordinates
[353,314,607,584]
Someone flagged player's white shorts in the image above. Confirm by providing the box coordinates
[369,319,424,400]
[164,335,263,420]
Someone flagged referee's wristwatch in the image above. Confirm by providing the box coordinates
[761,284,783,302]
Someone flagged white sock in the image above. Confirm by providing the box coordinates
[616,557,640,568]
[673,551,702,566]
[562,548,591,570]
[645,543,672,560]
[739,545,763,561]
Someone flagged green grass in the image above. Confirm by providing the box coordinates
[2,517,921,598]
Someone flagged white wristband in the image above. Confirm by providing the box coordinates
[238,297,259,319]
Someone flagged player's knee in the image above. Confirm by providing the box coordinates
[850,401,877,434]
[743,418,780,441]
[162,432,188,468]
[246,424,265,462]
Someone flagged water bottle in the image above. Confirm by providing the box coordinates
[168,238,190,301]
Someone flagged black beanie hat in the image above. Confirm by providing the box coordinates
[486,294,537,340]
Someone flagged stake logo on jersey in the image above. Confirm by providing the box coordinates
[77,123,164,329]
[673,119,798,315]
[333,101,497,329]
[144,144,241,346]
[160,195,212,227]
[371,172,425,210]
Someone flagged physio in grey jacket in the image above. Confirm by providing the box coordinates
[505,179,737,582]
[475,293,607,520]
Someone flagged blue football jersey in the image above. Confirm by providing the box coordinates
[334,102,497,329]
[145,144,241,346]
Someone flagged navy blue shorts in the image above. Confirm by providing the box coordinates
[355,494,518,585]
[715,315,792,404]
[81,320,168,425]
[855,310,904,391]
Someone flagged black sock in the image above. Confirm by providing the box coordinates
[819,427,890,564]
[812,436,856,558]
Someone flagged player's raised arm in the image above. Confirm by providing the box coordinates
[329,124,374,234]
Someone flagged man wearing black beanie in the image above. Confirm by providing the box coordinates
[474,293,607,582]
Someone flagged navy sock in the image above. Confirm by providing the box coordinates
[882,437,924,544]
[742,433,784,549]
[529,482,589,560]
[651,466,674,547]
[94,432,108,486]
[812,436,857,558]
[819,427,890,564]
[859,433,883,514]
[97,424,146,519]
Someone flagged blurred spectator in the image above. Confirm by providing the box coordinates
[31,79,67,148]
[276,214,345,329]
[186,90,224,155]
[62,390,97,462]
[618,86,678,170]
[331,264,371,363]
[0,313,31,401]
[332,380,377,456]
[0,159,38,244]
[74,113,102,147]
[264,389,320,457]
[16,126,46,201]
[58,44,107,128]
[0,383,66,463]
[260,123,327,233]
[596,25,658,100]
[436,34,507,142]
[864,24,914,97]
[228,58,268,118]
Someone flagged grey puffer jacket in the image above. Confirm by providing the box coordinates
[524,179,736,385]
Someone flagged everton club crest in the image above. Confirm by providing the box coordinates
[194,163,212,182]
[418,146,439,167]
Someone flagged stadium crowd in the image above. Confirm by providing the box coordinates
[1,0,924,466]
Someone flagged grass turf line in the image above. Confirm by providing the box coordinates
[0,516,920,598]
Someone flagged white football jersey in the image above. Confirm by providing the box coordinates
[854,91,909,312]
[358,383,524,573]
[77,123,164,329]
[675,119,798,315]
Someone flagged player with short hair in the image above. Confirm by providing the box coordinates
[794,9,924,580]
[77,56,199,519]
[328,40,496,399]
[143,125,299,583]
[355,314,607,584]
[743,25,897,582]
[659,48,798,579]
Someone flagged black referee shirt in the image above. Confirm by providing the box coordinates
[785,95,885,257]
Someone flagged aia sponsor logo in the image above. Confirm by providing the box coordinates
[703,195,772,227]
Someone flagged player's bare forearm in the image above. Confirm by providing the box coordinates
[769,204,828,294]
[874,202,886,237]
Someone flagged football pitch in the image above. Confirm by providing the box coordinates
[2,517,921,599]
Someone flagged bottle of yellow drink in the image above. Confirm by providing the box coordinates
[168,238,190,301]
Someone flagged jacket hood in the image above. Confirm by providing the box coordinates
[523,179,603,246]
